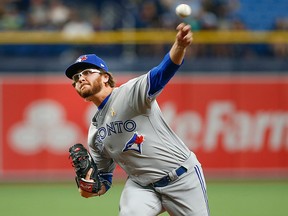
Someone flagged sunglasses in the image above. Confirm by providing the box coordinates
[72,69,101,83]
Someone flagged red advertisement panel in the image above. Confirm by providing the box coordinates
[158,76,288,171]
[1,75,287,178]
[1,78,88,174]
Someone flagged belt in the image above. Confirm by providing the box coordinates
[150,166,187,188]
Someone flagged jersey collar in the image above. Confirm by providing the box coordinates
[98,94,111,110]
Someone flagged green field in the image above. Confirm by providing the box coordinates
[1,180,287,216]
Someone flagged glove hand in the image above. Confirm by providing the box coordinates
[69,143,102,195]
[79,168,107,198]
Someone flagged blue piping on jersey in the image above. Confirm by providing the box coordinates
[194,165,210,215]
[98,94,111,110]
[148,53,183,97]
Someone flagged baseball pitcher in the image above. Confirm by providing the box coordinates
[67,23,210,216]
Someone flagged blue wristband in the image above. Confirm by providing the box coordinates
[99,172,113,191]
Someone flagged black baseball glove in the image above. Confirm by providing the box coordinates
[69,143,101,193]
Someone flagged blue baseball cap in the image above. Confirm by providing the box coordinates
[65,54,109,79]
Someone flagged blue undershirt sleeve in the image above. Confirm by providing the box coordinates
[148,53,183,97]
[99,172,113,191]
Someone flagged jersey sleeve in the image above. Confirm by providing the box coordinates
[89,146,115,191]
[89,145,116,173]
[124,52,182,113]
[147,52,182,99]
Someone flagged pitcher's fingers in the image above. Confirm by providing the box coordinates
[85,168,93,180]
[176,23,186,31]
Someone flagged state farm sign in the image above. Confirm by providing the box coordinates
[162,101,287,152]
[0,74,287,177]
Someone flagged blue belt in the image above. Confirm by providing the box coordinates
[150,166,187,188]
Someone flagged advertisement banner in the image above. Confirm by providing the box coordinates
[1,75,287,178]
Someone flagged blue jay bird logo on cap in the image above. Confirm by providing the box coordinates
[76,55,87,62]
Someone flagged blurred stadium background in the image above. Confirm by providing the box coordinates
[0,0,287,215]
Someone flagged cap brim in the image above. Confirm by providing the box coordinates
[65,62,97,79]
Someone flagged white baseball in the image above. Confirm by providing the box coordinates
[175,4,191,18]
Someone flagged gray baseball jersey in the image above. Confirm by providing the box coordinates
[88,73,191,186]
[87,54,209,215]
